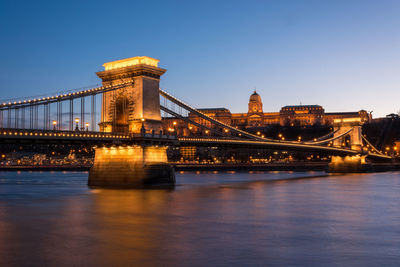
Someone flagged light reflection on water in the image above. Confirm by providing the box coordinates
[0,171,400,266]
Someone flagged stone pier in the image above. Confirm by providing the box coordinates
[328,155,370,173]
[88,145,175,187]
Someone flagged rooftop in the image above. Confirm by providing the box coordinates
[282,105,322,108]
[103,56,159,71]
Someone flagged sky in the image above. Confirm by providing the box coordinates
[0,0,399,118]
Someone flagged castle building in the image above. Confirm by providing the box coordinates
[162,90,371,135]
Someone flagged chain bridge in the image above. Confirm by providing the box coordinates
[0,56,391,186]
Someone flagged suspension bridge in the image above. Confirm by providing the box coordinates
[0,56,391,186]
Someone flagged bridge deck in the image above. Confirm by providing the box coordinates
[178,137,392,160]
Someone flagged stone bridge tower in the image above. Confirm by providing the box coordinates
[96,56,166,134]
[332,118,363,152]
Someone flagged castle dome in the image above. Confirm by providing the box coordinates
[248,90,263,114]
[249,91,262,103]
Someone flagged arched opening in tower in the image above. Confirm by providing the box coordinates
[114,96,129,133]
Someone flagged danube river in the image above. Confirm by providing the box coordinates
[1,171,399,266]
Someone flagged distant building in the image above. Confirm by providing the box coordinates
[279,105,324,126]
[162,90,371,135]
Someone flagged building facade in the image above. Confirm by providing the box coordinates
[162,90,371,135]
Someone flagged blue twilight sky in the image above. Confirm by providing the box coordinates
[0,0,399,118]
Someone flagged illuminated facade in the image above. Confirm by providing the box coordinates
[163,90,371,134]
[97,56,166,134]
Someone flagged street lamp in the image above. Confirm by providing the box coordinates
[85,122,89,132]
[52,120,57,131]
[75,118,79,131]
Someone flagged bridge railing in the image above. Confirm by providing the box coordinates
[0,128,130,140]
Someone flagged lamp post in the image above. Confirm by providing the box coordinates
[52,120,57,131]
[85,122,89,132]
[75,118,79,131]
[173,121,177,135]
[140,118,146,135]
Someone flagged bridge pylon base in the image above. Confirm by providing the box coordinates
[88,146,175,188]
[328,155,371,173]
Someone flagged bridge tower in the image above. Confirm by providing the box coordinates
[332,118,363,152]
[96,56,166,134]
[89,56,175,188]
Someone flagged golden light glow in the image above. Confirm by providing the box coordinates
[52,120,57,125]
[75,118,79,123]
[103,56,159,71]
[333,118,362,124]
[295,110,309,114]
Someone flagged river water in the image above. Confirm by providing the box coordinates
[0,171,400,266]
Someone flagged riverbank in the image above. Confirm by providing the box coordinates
[0,162,328,172]
[0,162,399,172]
[0,166,91,171]
[173,162,329,171]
